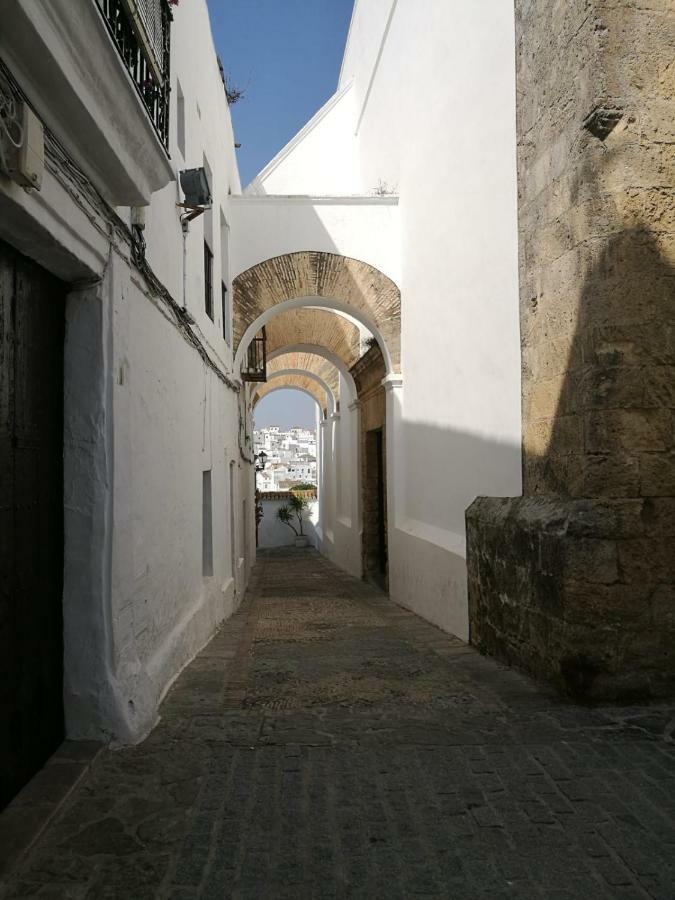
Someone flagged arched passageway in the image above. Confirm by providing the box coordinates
[233,251,401,372]
[253,373,333,418]
[237,251,402,587]
[266,352,341,407]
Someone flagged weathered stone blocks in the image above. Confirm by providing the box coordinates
[466,0,675,702]
[467,496,675,701]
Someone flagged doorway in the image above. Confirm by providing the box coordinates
[363,427,387,590]
[0,239,66,808]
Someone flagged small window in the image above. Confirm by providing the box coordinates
[202,470,213,576]
[176,80,185,158]
[204,241,214,320]
[221,282,230,344]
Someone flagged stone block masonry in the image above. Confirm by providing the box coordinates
[466,0,675,701]
[467,496,675,700]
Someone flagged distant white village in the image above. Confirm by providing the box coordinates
[254,426,317,491]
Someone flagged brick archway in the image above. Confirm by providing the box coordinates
[253,374,330,418]
[266,352,341,404]
[233,251,401,371]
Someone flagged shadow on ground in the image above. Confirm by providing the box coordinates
[3,549,675,898]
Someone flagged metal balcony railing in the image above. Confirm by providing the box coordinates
[242,328,267,383]
[96,0,172,148]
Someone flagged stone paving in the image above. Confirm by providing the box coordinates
[3,548,675,899]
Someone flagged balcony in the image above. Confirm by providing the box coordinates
[0,0,175,205]
[96,0,171,148]
[242,328,268,383]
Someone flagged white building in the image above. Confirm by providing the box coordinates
[0,0,256,802]
[239,0,520,623]
[1,0,520,806]
[254,425,317,488]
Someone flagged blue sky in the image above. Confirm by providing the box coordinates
[254,389,318,429]
[207,0,354,428]
[207,0,354,187]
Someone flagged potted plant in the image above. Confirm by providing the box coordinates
[277,492,310,547]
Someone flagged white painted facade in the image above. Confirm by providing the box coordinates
[258,498,320,551]
[320,400,362,580]
[235,0,522,639]
[0,0,253,743]
[254,426,317,489]
[1,0,521,754]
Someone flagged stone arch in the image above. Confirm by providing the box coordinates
[265,308,362,372]
[254,369,335,416]
[252,373,330,418]
[267,343,358,399]
[233,251,401,371]
[235,297,394,378]
[267,352,341,402]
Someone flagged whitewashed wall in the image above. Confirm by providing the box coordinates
[247,83,360,196]
[81,0,251,742]
[141,0,240,367]
[229,196,399,285]
[244,0,522,639]
[349,0,521,638]
[0,0,251,743]
[258,498,320,549]
[317,406,362,579]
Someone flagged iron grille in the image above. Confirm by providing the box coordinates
[96,0,172,148]
[242,328,267,383]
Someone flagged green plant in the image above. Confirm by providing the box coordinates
[224,74,247,106]
[277,492,309,536]
[291,482,316,491]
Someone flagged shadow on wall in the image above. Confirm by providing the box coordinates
[401,421,522,538]
[468,138,675,700]
[528,146,675,499]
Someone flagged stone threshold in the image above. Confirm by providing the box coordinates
[0,740,103,880]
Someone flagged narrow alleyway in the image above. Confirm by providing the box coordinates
[3,549,675,899]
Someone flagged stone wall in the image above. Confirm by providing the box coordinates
[467,495,675,700]
[467,0,675,700]
[518,0,675,497]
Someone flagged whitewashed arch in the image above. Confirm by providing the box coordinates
[253,369,335,416]
[234,296,394,381]
[267,343,358,399]
[253,384,324,418]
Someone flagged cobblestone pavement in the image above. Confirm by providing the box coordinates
[4,548,675,899]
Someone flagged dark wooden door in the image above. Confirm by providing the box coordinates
[374,428,386,580]
[363,427,387,590]
[0,239,65,809]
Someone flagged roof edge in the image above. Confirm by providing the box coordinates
[245,80,354,194]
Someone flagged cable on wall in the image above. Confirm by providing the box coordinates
[0,56,240,398]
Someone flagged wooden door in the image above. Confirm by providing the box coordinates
[0,239,65,809]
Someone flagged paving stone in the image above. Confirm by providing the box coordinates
[2,548,675,898]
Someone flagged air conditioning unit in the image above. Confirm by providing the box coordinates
[179,167,211,207]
